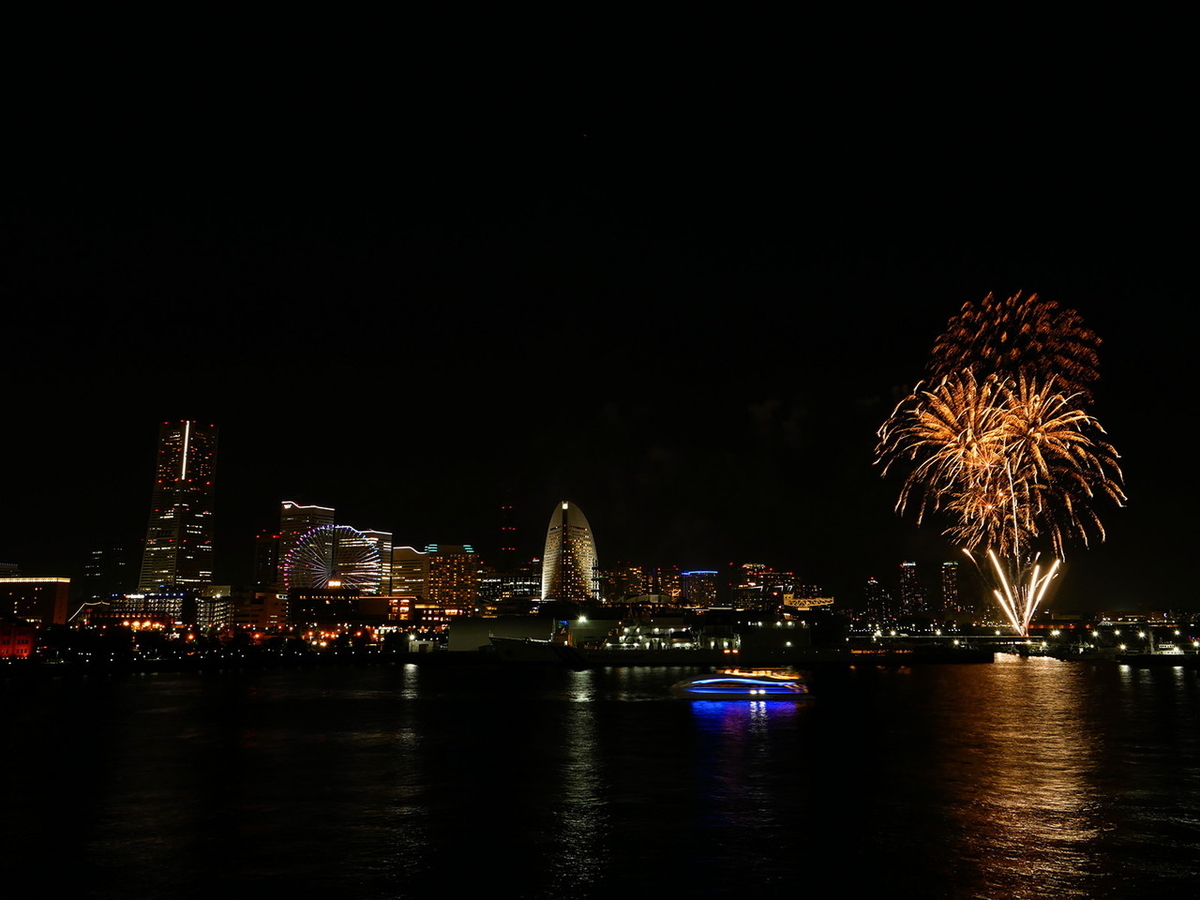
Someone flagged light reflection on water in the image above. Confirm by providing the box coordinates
[3,657,1199,899]
[929,655,1112,898]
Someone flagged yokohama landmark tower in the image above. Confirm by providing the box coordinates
[137,421,218,591]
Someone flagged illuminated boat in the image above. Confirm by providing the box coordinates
[671,667,811,699]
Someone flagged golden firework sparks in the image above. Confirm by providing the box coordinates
[877,295,1124,634]
[930,291,1101,399]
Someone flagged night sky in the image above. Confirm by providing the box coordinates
[2,38,1191,611]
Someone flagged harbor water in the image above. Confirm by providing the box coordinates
[4,654,1199,899]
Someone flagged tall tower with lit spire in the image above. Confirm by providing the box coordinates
[137,421,218,591]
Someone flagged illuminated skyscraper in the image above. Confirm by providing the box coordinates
[541,501,598,602]
[138,421,218,591]
[389,544,478,617]
[941,560,962,615]
[279,501,335,556]
[424,544,477,613]
[681,570,719,606]
[864,576,893,620]
[899,560,925,616]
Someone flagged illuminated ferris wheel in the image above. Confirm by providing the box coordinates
[282,525,382,594]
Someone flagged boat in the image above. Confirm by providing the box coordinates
[1115,642,1198,667]
[671,666,811,699]
[1115,634,1199,667]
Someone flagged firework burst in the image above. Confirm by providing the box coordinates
[878,296,1124,634]
[930,291,1101,399]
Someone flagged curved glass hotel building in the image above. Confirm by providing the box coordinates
[540,500,598,603]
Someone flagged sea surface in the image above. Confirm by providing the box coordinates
[4,655,1199,899]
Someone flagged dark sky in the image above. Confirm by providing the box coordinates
[2,37,1192,611]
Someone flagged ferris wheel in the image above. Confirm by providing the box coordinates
[283,524,382,594]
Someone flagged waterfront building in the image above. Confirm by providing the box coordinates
[389,544,479,616]
[110,590,189,626]
[540,501,598,603]
[391,546,428,600]
[0,615,36,658]
[197,585,234,628]
[478,558,542,615]
[681,570,719,606]
[231,587,287,629]
[138,421,218,592]
[424,544,478,614]
[731,564,799,611]
[288,587,366,627]
[0,577,70,625]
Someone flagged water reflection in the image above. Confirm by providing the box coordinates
[6,659,1200,899]
[545,669,609,893]
[932,656,1108,898]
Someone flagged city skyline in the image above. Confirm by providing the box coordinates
[6,414,990,612]
[0,414,1157,621]
[3,82,1190,612]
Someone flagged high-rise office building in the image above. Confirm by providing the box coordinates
[541,501,598,602]
[391,546,429,600]
[424,544,478,614]
[254,501,337,589]
[138,421,218,591]
[899,560,925,616]
[496,490,518,573]
[864,576,892,620]
[84,544,136,600]
[389,544,479,618]
[277,501,335,581]
[681,570,719,606]
[941,561,963,615]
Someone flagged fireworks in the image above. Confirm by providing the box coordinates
[878,294,1124,634]
[930,291,1101,399]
